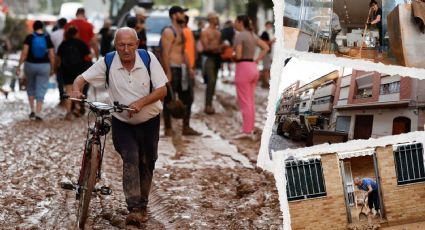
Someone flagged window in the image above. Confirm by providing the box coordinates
[302,102,307,107]
[286,159,327,201]
[394,143,425,185]
[313,96,332,105]
[355,88,373,99]
[380,81,400,95]
[335,116,351,133]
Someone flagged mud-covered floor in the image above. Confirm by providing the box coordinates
[0,76,283,229]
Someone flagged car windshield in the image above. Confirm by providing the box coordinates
[145,16,170,34]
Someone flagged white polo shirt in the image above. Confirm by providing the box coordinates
[82,50,168,124]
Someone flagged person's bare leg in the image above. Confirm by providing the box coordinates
[64,85,73,113]
[263,70,270,88]
[35,101,42,114]
[28,96,35,112]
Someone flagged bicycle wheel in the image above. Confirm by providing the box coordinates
[77,143,99,229]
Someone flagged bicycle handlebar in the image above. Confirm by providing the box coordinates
[69,98,136,113]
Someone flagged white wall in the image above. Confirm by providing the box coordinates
[332,108,418,139]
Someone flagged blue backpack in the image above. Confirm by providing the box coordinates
[104,49,152,91]
[31,32,48,59]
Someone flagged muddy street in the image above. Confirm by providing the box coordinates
[0,77,283,229]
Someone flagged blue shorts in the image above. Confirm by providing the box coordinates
[24,62,50,101]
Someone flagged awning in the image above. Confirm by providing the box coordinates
[338,148,375,159]
[356,73,374,89]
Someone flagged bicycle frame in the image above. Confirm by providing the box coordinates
[67,98,134,229]
[76,99,130,192]
[78,114,108,188]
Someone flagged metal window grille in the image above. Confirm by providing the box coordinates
[285,158,327,201]
[394,143,425,185]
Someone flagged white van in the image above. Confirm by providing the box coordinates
[59,2,84,21]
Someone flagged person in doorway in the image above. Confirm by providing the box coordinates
[233,15,269,140]
[57,27,91,120]
[354,177,380,216]
[368,0,383,52]
[259,21,275,89]
[330,12,341,53]
[50,17,67,104]
[16,20,55,121]
[161,6,201,136]
[201,12,222,114]
[70,27,168,226]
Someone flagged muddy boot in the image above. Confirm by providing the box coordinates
[204,105,215,115]
[125,208,148,226]
[140,208,148,222]
[182,126,202,136]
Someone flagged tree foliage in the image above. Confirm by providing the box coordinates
[3,15,27,50]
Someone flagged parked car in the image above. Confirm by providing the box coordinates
[145,9,170,48]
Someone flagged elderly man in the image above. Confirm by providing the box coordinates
[71,27,168,225]
[354,177,380,216]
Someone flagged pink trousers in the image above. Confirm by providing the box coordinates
[235,61,259,133]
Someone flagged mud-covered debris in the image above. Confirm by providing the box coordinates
[236,178,257,198]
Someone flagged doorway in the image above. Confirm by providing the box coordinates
[392,116,411,135]
[339,154,385,224]
[353,115,374,139]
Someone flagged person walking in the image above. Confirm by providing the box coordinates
[70,27,168,226]
[354,177,381,217]
[16,20,55,121]
[56,27,91,120]
[220,20,235,82]
[50,17,67,104]
[65,8,99,60]
[65,7,99,113]
[194,19,205,77]
[134,6,148,50]
[161,6,201,136]
[233,15,269,140]
[259,21,275,89]
[201,12,222,114]
[98,19,114,56]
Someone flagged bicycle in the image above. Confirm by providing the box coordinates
[61,98,134,229]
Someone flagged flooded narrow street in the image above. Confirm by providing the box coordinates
[0,75,283,229]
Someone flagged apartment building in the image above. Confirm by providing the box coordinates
[332,70,425,140]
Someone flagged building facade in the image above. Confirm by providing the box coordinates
[332,70,425,140]
[286,141,425,229]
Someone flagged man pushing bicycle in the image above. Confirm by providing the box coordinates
[71,27,168,226]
